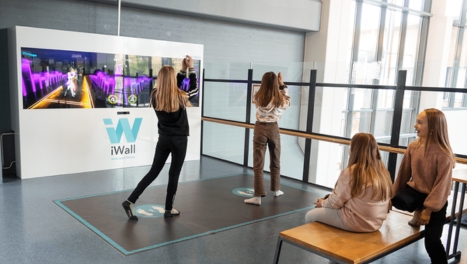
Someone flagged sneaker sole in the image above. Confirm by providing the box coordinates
[122,202,138,220]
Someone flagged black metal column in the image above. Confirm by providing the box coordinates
[243,69,253,167]
[200,69,205,155]
[302,70,317,182]
[387,70,407,181]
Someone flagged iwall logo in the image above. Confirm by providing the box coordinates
[103,118,142,156]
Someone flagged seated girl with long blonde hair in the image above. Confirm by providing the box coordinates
[305,133,393,232]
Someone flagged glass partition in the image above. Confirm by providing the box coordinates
[203,82,247,122]
[202,122,245,164]
[310,140,393,189]
[251,62,305,82]
[310,85,398,145]
[203,62,251,80]
[393,152,405,182]
[202,61,467,188]
[309,140,344,188]
[247,130,304,181]
[249,85,305,131]
[400,90,467,156]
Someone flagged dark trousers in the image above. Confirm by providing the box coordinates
[253,121,281,197]
[127,135,188,211]
[392,185,448,264]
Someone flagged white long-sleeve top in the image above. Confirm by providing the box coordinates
[253,87,290,123]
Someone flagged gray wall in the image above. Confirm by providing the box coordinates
[0,0,305,130]
[113,0,321,31]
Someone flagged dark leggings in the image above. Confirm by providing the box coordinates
[391,185,448,264]
[127,135,188,211]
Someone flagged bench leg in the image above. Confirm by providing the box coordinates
[446,182,466,261]
[453,184,466,253]
[446,182,459,256]
[273,237,283,264]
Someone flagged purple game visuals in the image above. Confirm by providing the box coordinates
[20,47,201,109]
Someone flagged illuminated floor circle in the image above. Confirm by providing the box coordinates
[134,204,165,218]
[232,187,254,197]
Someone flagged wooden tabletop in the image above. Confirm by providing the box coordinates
[279,211,423,264]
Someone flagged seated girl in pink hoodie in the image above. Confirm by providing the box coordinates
[305,132,393,232]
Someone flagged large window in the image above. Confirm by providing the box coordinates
[346,0,430,137]
[341,0,430,167]
[445,0,467,108]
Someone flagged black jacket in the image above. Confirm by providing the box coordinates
[152,70,197,136]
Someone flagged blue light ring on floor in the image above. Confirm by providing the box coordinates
[232,187,255,197]
[134,204,165,218]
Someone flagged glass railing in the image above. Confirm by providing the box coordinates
[201,62,467,189]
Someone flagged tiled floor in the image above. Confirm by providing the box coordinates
[0,156,466,264]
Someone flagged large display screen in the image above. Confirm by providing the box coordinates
[20,47,201,109]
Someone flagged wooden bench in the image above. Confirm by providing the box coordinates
[273,175,467,264]
[273,211,423,264]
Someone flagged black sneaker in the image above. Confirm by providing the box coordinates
[164,209,180,218]
[122,200,138,220]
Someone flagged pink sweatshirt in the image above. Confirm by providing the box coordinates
[322,168,390,232]
[392,141,453,212]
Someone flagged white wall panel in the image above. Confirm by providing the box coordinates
[9,26,203,179]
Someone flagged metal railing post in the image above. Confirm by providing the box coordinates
[387,70,407,181]
[302,70,317,182]
[200,68,205,156]
[0,135,3,183]
[243,69,253,167]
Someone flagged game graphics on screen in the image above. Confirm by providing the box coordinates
[20,47,201,109]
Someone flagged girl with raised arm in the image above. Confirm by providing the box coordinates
[244,71,290,205]
[122,55,196,219]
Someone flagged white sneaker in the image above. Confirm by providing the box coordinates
[274,190,284,197]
